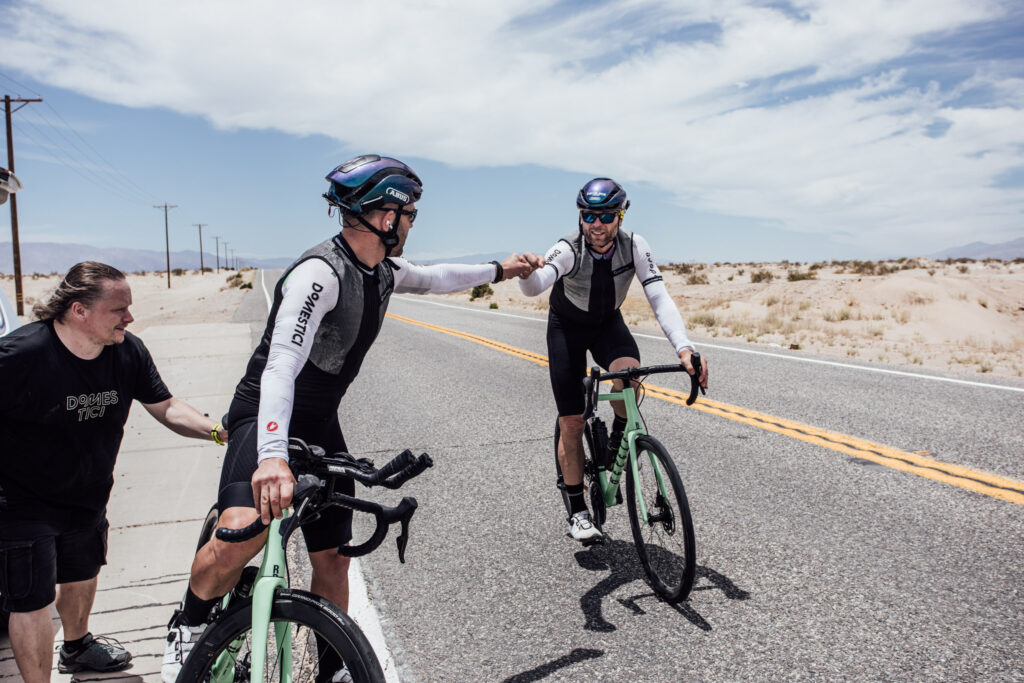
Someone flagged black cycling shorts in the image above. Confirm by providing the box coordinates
[547,309,640,416]
[0,515,108,613]
[217,411,354,553]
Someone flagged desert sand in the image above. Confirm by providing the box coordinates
[3,259,1022,379]
[0,269,256,333]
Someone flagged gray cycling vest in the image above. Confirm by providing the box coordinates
[550,228,635,323]
[232,234,395,419]
[291,235,394,374]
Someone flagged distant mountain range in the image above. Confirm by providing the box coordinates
[0,242,521,275]
[929,236,1024,260]
[3,238,1022,275]
[0,242,293,274]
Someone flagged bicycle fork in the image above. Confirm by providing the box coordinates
[250,514,291,682]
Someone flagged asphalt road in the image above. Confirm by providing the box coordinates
[336,294,1023,682]
[239,276,1024,681]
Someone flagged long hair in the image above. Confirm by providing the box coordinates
[32,261,126,322]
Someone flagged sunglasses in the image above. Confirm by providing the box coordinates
[395,208,418,224]
[581,211,620,224]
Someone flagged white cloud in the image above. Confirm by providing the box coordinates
[2,0,1022,253]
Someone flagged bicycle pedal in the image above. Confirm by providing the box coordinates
[581,534,606,547]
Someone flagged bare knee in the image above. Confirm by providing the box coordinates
[193,507,266,594]
[309,549,351,578]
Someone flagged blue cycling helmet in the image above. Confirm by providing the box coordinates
[576,177,629,212]
[324,155,423,215]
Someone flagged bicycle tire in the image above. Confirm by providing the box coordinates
[625,435,696,603]
[583,420,607,528]
[177,589,384,683]
[196,504,219,553]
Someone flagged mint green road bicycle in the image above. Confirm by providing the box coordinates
[177,439,432,682]
[555,355,704,603]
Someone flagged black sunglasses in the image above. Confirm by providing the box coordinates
[394,208,418,224]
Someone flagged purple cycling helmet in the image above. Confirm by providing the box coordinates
[324,155,423,215]
[576,177,629,212]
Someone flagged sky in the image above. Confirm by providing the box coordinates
[1,0,1023,265]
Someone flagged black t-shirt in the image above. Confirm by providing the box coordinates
[0,320,172,524]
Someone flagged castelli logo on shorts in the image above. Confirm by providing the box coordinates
[267,421,279,432]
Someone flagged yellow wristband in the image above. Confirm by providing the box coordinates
[212,423,225,446]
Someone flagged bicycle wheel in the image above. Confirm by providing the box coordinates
[625,435,696,603]
[195,504,219,553]
[583,419,607,527]
[178,589,384,683]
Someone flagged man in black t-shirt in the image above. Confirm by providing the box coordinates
[0,262,228,682]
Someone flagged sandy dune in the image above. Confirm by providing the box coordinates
[3,258,1022,379]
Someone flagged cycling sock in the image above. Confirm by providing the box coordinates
[566,483,587,515]
[611,414,627,435]
[180,586,219,626]
[62,633,91,654]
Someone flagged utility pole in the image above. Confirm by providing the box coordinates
[223,242,229,270]
[213,235,221,273]
[231,249,236,270]
[153,204,177,288]
[194,223,206,272]
[4,94,43,316]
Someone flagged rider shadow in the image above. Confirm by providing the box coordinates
[575,538,749,633]
[501,648,605,683]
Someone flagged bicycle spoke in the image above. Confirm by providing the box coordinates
[625,435,696,603]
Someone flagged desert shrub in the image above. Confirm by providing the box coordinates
[750,269,773,283]
[787,270,816,281]
[172,268,184,276]
[686,273,709,285]
[688,312,717,327]
[489,302,498,309]
[239,282,252,289]
[958,265,969,274]
[905,291,933,305]
[470,284,493,301]
[764,296,779,306]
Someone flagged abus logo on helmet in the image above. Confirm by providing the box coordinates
[386,187,410,203]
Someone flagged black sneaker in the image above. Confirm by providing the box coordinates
[58,633,132,673]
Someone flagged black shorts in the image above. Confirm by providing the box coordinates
[0,515,108,613]
[547,310,640,416]
[218,411,354,553]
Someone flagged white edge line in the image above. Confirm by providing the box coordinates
[261,269,399,679]
[391,295,1024,394]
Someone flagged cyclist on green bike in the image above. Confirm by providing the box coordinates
[163,155,540,682]
[519,178,709,543]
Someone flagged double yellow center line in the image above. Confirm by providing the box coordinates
[386,313,1024,506]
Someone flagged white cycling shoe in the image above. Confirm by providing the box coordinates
[568,510,603,543]
[161,618,207,683]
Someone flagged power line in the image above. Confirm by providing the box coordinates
[0,71,159,204]
[154,204,177,289]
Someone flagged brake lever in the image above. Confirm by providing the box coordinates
[395,499,419,564]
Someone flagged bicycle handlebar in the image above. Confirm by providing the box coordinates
[214,440,433,563]
[582,353,705,419]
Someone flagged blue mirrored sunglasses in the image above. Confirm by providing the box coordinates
[581,211,619,224]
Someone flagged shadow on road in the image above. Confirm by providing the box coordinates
[501,648,604,683]
[575,538,749,632]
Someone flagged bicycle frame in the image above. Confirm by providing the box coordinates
[593,384,667,525]
[208,512,291,683]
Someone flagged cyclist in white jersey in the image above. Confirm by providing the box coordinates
[163,155,540,682]
[519,178,709,542]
